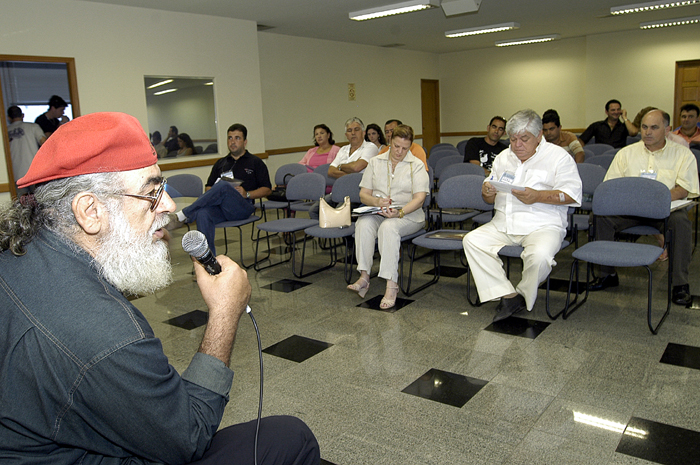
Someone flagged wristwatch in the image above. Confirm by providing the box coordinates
[246,191,250,199]
[398,208,405,218]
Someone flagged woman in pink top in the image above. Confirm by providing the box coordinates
[298,124,340,171]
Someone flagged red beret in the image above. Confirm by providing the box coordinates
[18,112,157,188]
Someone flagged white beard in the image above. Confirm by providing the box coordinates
[93,204,173,295]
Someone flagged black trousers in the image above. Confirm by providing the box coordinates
[190,416,320,465]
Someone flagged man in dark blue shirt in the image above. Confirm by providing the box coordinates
[168,123,272,254]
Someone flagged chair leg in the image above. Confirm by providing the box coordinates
[344,237,355,284]
[465,266,482,307]
[399,244,439,297]
[563,259,590,320]
[545,256,581,320]
[292,235,337,279]
[253,228,286,272]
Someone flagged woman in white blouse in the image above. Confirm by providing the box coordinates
[347,125,430,309]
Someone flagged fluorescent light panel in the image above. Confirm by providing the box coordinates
[495,34,560,47]
[349,0,439,21]
[641,14,700,27]
[147,79,173,89]
[153,88,177,95]
[446,22,520,38]
[611,0,699,15]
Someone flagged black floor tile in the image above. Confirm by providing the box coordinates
[357,294,414,312]
[263,279,312,293]
[484,316,550,339]
[165,310,208,330]
[540,277,586,294]
[424,265,467,278]
[659,342,700,371]
[616,416,700,465]
[402,368,488,408]
[263,335,333,363]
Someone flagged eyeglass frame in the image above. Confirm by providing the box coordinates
[119,178,167,211]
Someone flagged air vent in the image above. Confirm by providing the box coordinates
[380,43,405,48]
[257,24,275,31]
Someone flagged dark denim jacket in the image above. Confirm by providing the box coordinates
[0,230,234,464]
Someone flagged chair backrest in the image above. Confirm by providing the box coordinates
[593,177,671,219]
[429,143,454,155]
[585,154,614,171]
[441,174,493,211]
[195,146,203,154]
[427,148,460,170]
[576,163,606,211]
[691,148,700,172]
[433,155,464,179]
[203,143,218,153]
[627,135,641,145]
[602,148,620,156]
[313,163,335,187]
[438,162,485,188]
[583,148,594,161]
[286,172,326,202]
[456,139,469,158]
[330,172,362,204]
[274,163,308,186]
[167,174,203,198]
[584,143,615,155]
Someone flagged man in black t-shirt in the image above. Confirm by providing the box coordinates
[167,124,272,254]
[34,95,69,137]
[464,116,507,174]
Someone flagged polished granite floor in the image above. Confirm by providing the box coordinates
[132,221,700,465]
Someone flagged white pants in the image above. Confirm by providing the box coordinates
[354,215,424,283]
[463,222,565,310]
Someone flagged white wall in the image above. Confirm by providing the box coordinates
[0,0,265,187]
[257,33,439,151]
[439,26,700,134]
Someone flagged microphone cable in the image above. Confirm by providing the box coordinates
[246,305,263,465]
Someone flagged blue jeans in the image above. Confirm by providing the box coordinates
[183,182,255,255]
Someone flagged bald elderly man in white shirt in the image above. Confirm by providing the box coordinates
[464,109,582,322]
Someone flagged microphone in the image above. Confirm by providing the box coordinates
[182,231,222,275]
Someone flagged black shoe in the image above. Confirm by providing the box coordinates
[672,284,692,306]
[493,294,526,323]
[588,273,619,292]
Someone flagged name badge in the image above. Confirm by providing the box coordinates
[499,172,516,184]
[221,170,234,179]
[640,171,657,180]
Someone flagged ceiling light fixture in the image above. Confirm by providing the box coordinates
[153,88,177,95]
[640,14,700,27]
[147,79,173,89]
[610,0,699,15]
[446,22,520,38]
[495,34,560,47]
[349,0,439,21]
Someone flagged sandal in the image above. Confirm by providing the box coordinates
[347,277,370,298]
[380,283,399,310]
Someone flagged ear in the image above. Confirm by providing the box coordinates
[72,192,107,236]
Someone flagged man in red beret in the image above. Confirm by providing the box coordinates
[0,112,319,465]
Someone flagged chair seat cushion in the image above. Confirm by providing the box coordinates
[412,231,465,251]
[215,215,260,228]
[257,218,318,233]
[305,224,355,238]
[572,240,662,267]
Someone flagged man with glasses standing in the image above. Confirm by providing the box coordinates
[167,123,272,255]
[327,117,379,179]
[0,112,319,464]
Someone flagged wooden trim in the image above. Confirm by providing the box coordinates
[441,128,587,138]
[158,152,268,172]
[0,183,9,193]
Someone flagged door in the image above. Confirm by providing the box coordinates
[421,79,440,155]
[674,60,700,128]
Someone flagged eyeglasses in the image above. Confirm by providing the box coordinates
[119,178,167,211]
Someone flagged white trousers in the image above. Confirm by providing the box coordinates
[463,222,565,310]
[354,215,423,283]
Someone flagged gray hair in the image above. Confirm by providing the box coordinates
[0,172,124,255]
[345,117,365,132]
[506,109,542,138]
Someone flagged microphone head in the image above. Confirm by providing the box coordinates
[182,230,209,258]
